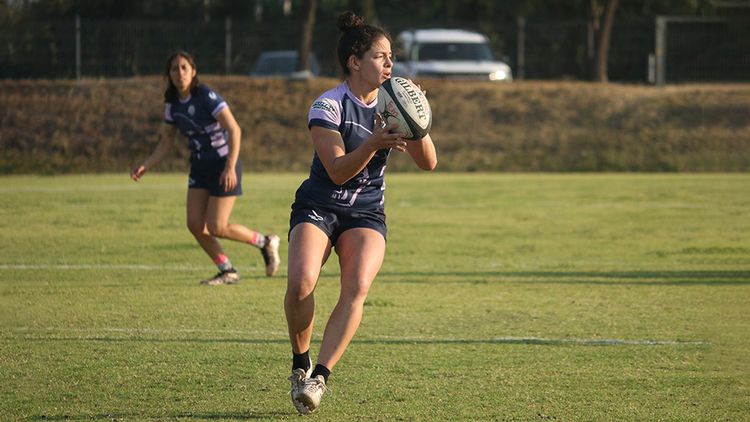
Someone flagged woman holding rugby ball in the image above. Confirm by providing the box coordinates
[284,11,437,415]
[131,51,280,285]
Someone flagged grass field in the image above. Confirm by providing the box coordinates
[0,173,748,421]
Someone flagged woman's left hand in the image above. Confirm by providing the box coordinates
[220,166,237,192]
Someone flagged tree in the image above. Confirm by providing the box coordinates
[296,0,318,74]
[588,0,620,82]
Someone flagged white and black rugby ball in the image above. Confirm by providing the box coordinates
[377,77,432,140]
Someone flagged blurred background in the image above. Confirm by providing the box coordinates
[2,0,749,83]
[1,0,749,174]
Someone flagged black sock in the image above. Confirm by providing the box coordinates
[292,350,310,371]
[311,364,330,383]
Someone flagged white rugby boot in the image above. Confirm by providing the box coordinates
[199,269,240,285]
[288,359,312,415]
[260,234,280,277]
[295,375,327,414]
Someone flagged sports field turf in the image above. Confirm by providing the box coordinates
[0,173,748,420]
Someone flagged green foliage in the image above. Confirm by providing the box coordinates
[3,78,749,174]
[2,0,716,20]
[2,3,738,80]
[0,173,748,420]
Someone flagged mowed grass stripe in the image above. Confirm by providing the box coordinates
[3,264,749,282]
[0,173,747,421]
[3,326,707,346]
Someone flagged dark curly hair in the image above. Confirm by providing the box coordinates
[336,11,392,76]
[163,51,201,103]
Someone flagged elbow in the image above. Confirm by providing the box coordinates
[325,159,353,185]
[421,158,438,171]
[330,174,351,186]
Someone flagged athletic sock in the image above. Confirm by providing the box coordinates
[250,232,267,248]
[311,364,330,383]
[292,350,311,371]
[213,254,234,272]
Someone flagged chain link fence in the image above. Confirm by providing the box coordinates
[657,17,750,83]
[1,15,748,82]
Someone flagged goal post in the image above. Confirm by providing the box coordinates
[654,15,750,85]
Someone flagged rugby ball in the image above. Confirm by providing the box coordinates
[377,77,432,140]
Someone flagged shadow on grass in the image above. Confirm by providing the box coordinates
[377,270,750,285]
[18,336,705,347]
[20,337,290,344]
[35,411,291,420]
[351,337,707,346]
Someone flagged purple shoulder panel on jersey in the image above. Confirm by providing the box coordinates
[308,85,344,129]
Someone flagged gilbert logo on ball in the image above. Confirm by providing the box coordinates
[377,77,432,140]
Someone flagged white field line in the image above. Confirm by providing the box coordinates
[2,327,707,346]
[0,264,205,271]
[11,327,244,334]
[370,335,708,346]
[7,326,286,336]
[0,183,182,193]
[0,181,280,193]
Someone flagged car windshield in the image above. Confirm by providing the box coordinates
[415,42,494,61]
[253,54,318,75]
[254,56,296,74]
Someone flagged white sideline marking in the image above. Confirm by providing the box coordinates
[0,264,204,271]
[0,183,182,193]
[3,327,706,346]
[377,335,707,346]
[8,327,285,336]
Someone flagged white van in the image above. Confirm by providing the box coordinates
[392,29,512,82]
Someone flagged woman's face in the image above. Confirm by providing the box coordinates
[352,36,393,88]
[169,55,196,94]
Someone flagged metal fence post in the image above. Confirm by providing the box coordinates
[517,16,526,80]
[75,14,81,80]
[225,17,232,75]
[655,16,666,86]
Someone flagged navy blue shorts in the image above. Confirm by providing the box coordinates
[188,159,242,197]
[289,202,387,246]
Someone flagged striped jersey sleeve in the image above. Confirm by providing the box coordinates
[201,86,228,117]
[164,103,174,124]
[308,96,341,131]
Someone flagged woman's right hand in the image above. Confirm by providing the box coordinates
[366,114,407,152]
[130,165,146,181]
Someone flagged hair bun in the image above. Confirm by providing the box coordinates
[336,11,364,32]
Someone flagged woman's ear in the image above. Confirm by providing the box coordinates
[347,55,360,72]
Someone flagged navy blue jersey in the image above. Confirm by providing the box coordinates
[296,82,391,210]
[164,85,229,161]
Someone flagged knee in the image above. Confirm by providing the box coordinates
[206,222,227,238]
[340,278,371,303]
[286,272,318,304]
[186,219,205,237]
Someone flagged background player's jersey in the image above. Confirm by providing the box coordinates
[298,82,391,210]
[164,85,229,161]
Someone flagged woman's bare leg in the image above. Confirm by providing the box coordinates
[316,228,385,371]
[285,223,332,354]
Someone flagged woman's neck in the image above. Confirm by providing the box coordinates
[346,78,378,105]
[178,88,191,100]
